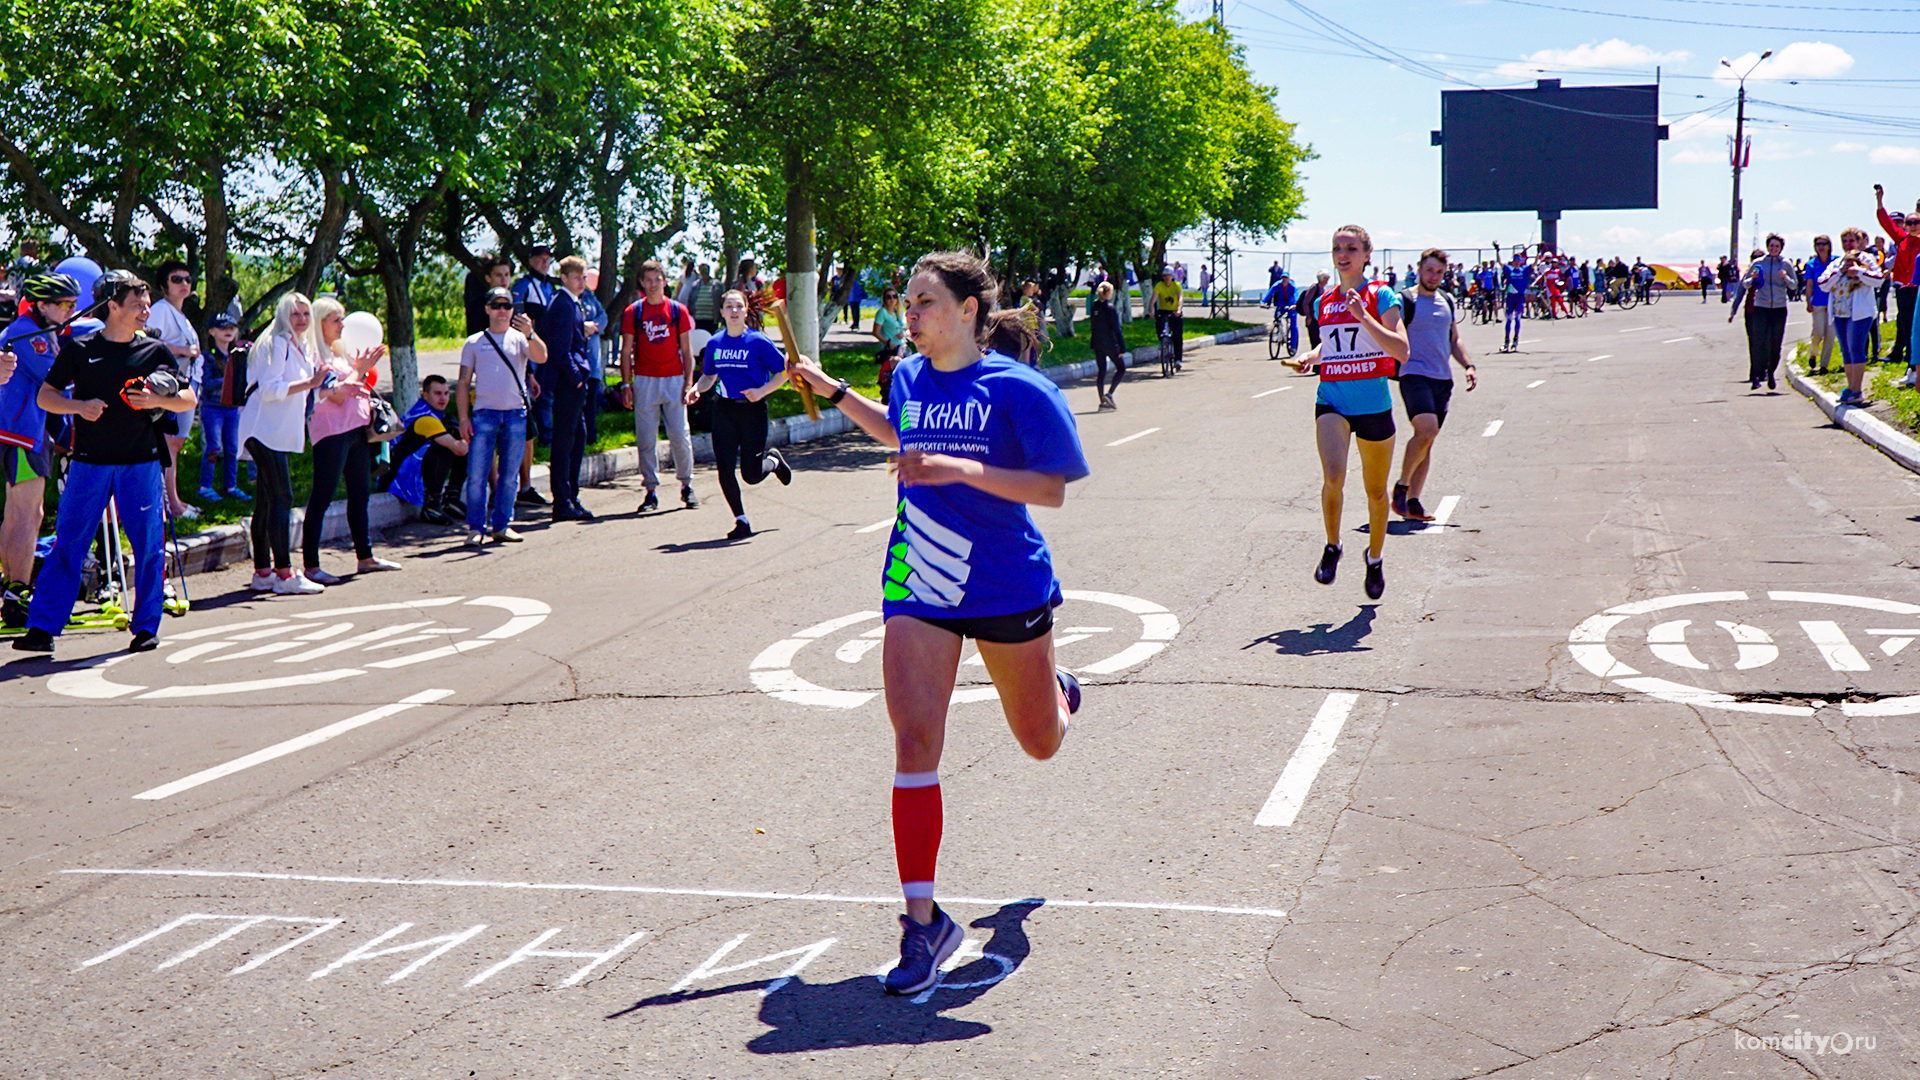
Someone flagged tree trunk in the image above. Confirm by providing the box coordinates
[200,161,236,325]
[783,150,819,362]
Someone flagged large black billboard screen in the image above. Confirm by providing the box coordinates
[1438,83,1663,213]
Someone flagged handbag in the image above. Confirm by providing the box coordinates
[367,393,404,443]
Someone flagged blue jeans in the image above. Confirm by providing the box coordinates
[464,408,526,532]
[1836,316,1873,368]
[199,403,241,491]
[28,460,166,635]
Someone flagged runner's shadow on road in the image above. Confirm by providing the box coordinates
[1357,520,1455,536]
[655,530,779,554]
[1244,605,1377,655]
[605,899,1042,1053]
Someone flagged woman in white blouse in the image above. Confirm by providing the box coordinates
[238,293,330,594]
[1819,227,1887,407]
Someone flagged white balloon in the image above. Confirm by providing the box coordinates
[690,328,713,356]
[340,311,384,354]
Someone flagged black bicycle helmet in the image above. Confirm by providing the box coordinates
[22,272,80,303]
[93,268,143,304]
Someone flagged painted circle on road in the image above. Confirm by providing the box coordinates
[1567,590,1920,716]
[46,595,549,700]
[750,590,1180,709]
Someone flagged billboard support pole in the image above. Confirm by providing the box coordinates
[1538,211,1559,254]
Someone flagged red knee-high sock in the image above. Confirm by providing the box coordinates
[892,771,942,901]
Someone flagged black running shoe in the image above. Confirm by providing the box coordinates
[1392,483,1409,519]
[516,487,547,506]
[569,501,595,520]
[682,485,700,509]
[1056,668,1081,715]
[1314,543,1341,585]
[1,581,27,628]
[420,505,452,526]
[638,490,659,512]
[765,448,793,486]
[1404,497,1434,522]
[1365,555,1385,600]
[129,630,159,652]
[12,627,52,653]
[727,520,753,540]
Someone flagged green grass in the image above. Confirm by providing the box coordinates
[1790,318,1919,433]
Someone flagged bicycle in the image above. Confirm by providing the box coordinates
[1158,315,1176,377]
[1641,281,1663,306]
[1266,306,1297,359]
[1607,280,1638,310]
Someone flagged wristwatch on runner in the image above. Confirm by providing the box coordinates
[828,378,850,405]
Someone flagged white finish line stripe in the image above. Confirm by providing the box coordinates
[60,868,1286,918]
[1106,427,1161,446]
[1252,386,1292,398]
[1481,420,1504,437]
[131,690,456,801]
[1256,693,1359,827]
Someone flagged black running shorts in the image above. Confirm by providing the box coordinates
[1315,404,1396,443]
[905,603,1054,644]
[1397,373,1454,428]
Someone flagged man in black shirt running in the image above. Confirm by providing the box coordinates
[15,271,195,655]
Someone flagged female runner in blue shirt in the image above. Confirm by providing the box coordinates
[790,250,1090,996]
[1290,224,1409,599]
[686,290,794,539]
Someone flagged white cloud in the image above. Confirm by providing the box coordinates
[1494,39,1687,79]
[1869,146,1920,165]
[1753,140,1812,162]
[1832,142,1868,153]
[1770,199,1797,212]
[1672,146,1724,165]
[1712,42,1854,85]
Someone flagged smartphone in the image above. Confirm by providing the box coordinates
[320,370,339,390]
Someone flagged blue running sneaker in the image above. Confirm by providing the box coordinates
[884,905,964,995]
[1056,667,1081,716]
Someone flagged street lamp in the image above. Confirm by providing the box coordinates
[1722,50,1771,270]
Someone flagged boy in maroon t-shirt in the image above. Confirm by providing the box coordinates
[620,259,698,510]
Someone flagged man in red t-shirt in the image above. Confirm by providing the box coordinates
[620,259,698,510]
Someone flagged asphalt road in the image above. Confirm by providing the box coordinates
[4,295,1917,1079]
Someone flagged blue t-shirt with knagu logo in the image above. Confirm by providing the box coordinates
[881,351,1089,620]
[702,329,786,399]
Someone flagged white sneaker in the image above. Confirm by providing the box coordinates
[465,531,487,547]
[174,504,202,520]
[273,573,325,595]
[248,570,276,592]
[306,569,344,586]
[492,528,524,543]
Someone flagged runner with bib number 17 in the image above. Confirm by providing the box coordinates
[1290,224,1410,600]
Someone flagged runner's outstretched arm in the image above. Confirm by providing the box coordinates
[790,355,899,449]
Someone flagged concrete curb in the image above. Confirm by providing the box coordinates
[1786,366,1920,475]
[175,324,1262,575]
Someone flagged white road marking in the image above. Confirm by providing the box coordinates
[1587,354,1612,362]
[1799,621,1870,672]
[1646,620,1708,670]
[1481,420,1504,437]
[1618,326,1653,333]
[855,518,894,534]
[1251,386,1292,398]
[1883,638,1914,657]
[1429,495,1460,526]
[166,641,234,664]
[1662,337,1692,344]
[62,867,1288,919]
[274,622,434,664]
[1256,692,1359,827]
[131,690,455,800]
[165,619,287,643]
[208,641,307,663]
[1526,380,1546,388]
[1106,427,1161,446]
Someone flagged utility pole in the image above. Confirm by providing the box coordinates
[1209,0,1230,319]
[1723,50,1770,270]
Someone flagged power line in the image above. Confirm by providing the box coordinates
[1483,0,1920,35]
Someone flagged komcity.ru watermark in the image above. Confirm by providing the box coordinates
[1736,1029,1875,1055]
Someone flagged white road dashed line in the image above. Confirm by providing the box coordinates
[1618,326,1653,333]
[1481,420,1504,437]
[1662,337,1692,344]
[1526,380,1546,388]
[1106,427,1161,446]
[855,518,894,534]
[1256,692,1359,827]
[1430,495,1461,526]
[1252,386,1293,398]
[131,690,456,801]
[1588,354,1613,362]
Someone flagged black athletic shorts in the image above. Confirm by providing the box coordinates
[1315,404,1395,443]
[906,602,1054,644]
[1397,373,1454,428]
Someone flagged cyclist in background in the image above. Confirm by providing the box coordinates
[1152,267,1185,371]
[1261,269,1299,353]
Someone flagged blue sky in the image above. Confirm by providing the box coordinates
[1172,0,1920,282]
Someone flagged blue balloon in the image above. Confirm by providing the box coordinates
[54,256,102,305]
